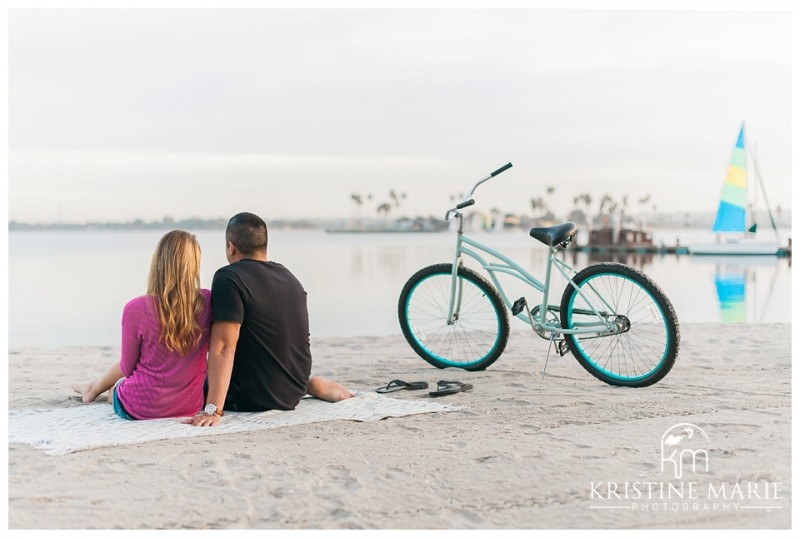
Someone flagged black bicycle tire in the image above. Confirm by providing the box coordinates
[560,262,680,387]
[398,263,510,371]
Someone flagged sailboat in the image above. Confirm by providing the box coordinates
[689,123,781,256]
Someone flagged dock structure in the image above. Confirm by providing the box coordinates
[778,240,791,257]
[574,243,790,257]
[575,226,688,255]
[574,244,689,255]
[575,226,791,257]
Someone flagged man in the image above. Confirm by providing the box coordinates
[190,212,351,427]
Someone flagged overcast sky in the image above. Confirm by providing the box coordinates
[7,6,794,223]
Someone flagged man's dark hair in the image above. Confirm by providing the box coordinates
[226,212,268,256]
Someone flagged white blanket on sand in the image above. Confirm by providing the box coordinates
[8,392,460,456]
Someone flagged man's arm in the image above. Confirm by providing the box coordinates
[188,321,240,426]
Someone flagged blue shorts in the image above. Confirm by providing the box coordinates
[112,379,135,421]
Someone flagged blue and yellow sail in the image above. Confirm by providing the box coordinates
[711,123,747,232]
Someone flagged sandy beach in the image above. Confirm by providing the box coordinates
[7,323,792,530]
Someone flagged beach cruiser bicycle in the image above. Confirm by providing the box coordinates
[398,163,679,387]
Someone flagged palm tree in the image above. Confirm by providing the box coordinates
[638,194,651,229]
[572,193,593,230]
[545,186,557,219]
[376,202,392,217]
[583,193,593,230]
[620,195,629,224]
[599,194,614,214]
[570,194,592,226]
[351,193,364,229]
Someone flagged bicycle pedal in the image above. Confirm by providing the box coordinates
[556,339,569,356]
[511,297,527,316]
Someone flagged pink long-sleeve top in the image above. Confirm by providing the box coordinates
[115,289,212,419]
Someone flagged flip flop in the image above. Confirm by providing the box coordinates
[376,379,429,394]
[429,380,473,397]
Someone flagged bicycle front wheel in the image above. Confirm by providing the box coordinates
[398,263,509,371]
[560,263,679,387]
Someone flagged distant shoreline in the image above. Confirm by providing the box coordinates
[8,209,792,233]
[7,218,317,232]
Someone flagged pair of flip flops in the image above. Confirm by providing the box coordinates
[375,379,472,397]
[376,379,428,393]
[429,380,473,397]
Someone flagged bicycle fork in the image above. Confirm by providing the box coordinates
[447,226,467,325]
[446,263,465,325]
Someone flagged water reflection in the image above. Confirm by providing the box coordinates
[564,248,655,269]
[8,230,793,347]
[688,256,784,324]
[714,266,746,323]
[557,248,789,325]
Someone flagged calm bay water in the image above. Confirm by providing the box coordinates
[8,228,792,348]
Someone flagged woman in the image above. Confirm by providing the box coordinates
[73,230,212,419]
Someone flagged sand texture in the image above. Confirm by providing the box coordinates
[7,323,792,529]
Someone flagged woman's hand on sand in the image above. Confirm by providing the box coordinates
[184,413,221,427]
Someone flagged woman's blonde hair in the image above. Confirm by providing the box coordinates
[146,230,205,355]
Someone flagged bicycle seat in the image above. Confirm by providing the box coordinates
[529,221,578,247]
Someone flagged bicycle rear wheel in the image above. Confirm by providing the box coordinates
[560,263,679,387]
[398,263,509,371]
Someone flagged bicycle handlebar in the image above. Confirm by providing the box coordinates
[490,162,513,177]
[444,162,513,221]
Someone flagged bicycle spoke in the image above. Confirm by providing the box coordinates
[400,265,508,370]
[562,263,678,386]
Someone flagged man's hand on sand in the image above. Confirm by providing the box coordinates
[184,413,221,427]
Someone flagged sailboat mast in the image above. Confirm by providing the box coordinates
[746,140,781,242]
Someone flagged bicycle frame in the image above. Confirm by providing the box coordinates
[446,214,619,337]
[400,163,678,386]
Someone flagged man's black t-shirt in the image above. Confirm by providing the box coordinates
[211,259,312,411]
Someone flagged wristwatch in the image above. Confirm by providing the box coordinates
[203,403,224,417]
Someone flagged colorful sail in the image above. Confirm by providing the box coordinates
[711,124,747,232]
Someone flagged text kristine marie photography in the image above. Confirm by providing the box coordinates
[589,423,785,513]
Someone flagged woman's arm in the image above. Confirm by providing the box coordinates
[119,301,143,377]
